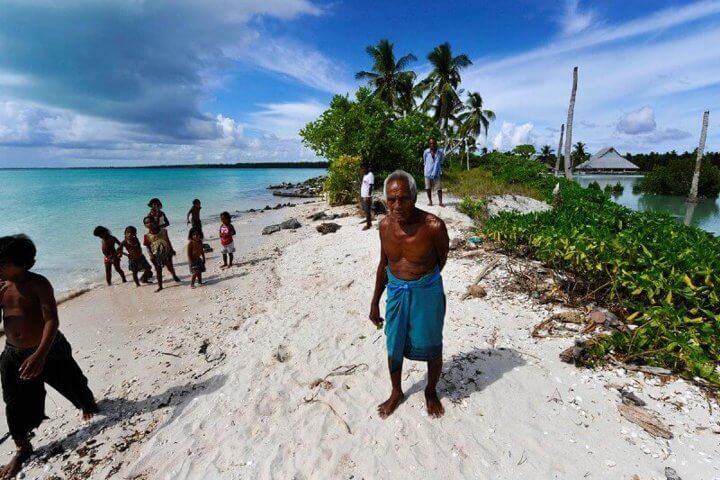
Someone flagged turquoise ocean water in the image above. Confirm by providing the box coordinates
[0,168,325,294]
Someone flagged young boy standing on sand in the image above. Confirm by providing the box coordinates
[219,212,236,269]
[119,226,153,287]
[92,226,127,286]
[187,227,206,288]
[0,235,98,479]
[143,216,181,292]
[186,199,203,238]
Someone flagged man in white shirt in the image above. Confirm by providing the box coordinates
[423,138,445,207]
[360,163,375,230]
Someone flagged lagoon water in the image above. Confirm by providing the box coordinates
[574,174,720,236]
[0,167,325,294]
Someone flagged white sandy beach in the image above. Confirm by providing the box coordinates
[2,197,719,480]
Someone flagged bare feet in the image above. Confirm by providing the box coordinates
[82,411,95,421]
[155,287,163,293]
[173,275,181,282]
[377,390,404,419]
[425,388,445,418]
[1,444,32,479]
[362,225,371,231]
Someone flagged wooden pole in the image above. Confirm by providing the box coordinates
[687,111,709,203]
[564,67,578,180]
[555,123,564,177]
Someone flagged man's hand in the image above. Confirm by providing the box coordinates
[19,352,46,380]
[369,303,384,330]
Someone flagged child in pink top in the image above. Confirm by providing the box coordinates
[219,211,236,268]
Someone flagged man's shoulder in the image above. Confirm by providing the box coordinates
[421,210,446,230]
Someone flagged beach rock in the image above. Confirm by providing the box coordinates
[466,285,487,298]
[665,467,682,480]
[486,195,551,217]
[317,223,341,235]
[449,238,465,250]
[280,218,301,230]
[262,225,282,235]
[309,211,329,221]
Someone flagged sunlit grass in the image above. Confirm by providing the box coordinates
[443,167,544,200]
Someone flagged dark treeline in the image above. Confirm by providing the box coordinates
[624,150,720,172]
[2,162,329,171]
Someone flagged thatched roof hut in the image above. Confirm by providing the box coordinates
[574,147,639,173]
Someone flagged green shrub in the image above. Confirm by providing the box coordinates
[324,155,362,206]
[484,181,720,385]
[458,197,487,222]
[635,158,720,198]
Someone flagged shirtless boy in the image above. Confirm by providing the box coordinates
[0,235,98,479]
[186,199,203,238]
[93,226,127,286]
[187,227,206,288]
[119,226,153,287]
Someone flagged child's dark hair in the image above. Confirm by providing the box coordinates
[148,197,162,208]
[193,199,201,205]
[0,234,37,269]
[143,215,156,225]
[220,211,231,220]
[188,226,203,240]
[93,226,110,237]
[125,226,137,235]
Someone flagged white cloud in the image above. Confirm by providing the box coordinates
[463,1,720,153]
[492,122,536,151]
[644,128,692,144]
[249,100,326,139]
[617,106,656,134]
[240,39,355,94]
[560,0,595,36]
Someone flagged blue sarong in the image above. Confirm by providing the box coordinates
[385,266,445,372]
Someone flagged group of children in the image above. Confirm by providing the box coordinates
[0,197,244,476]
[93,198,238,291]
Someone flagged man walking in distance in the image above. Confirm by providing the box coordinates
[369,170,449,418]
[360,163,374,231]
[423,137,445,207]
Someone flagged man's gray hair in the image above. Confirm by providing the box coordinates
[384,170,418,200]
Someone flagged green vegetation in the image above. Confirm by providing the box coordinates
[626,150,720,172]
[634,158,720,198]
[324,155,362,206]
[443,152,552,202]
[604,182,624,195]
[302,39,495,203]
[482,173,720,386]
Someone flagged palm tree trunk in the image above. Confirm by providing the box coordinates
[563,67,578,180]
[687,110,709,203]
[466,144,470,171]
[555,123,564,177]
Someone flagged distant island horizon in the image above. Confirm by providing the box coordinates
[0,161,329,170]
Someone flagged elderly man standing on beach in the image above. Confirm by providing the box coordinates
[369,170,449,418]
[423,138,445,207]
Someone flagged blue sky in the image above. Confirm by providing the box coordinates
[0,0,719,166]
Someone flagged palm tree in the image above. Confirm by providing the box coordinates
[416,42,473,137]
[688,111,710,202]
[457,92,494,170]
[573,141,588,164]
[458,92,495,140]
[355,39,417,115]
[539,145,554,165]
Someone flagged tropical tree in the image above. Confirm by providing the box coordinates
[573,141,588,164]
[355,39,417,115]
[457,92,495,155]
[416,42,472,138]
[539,145,554,165]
